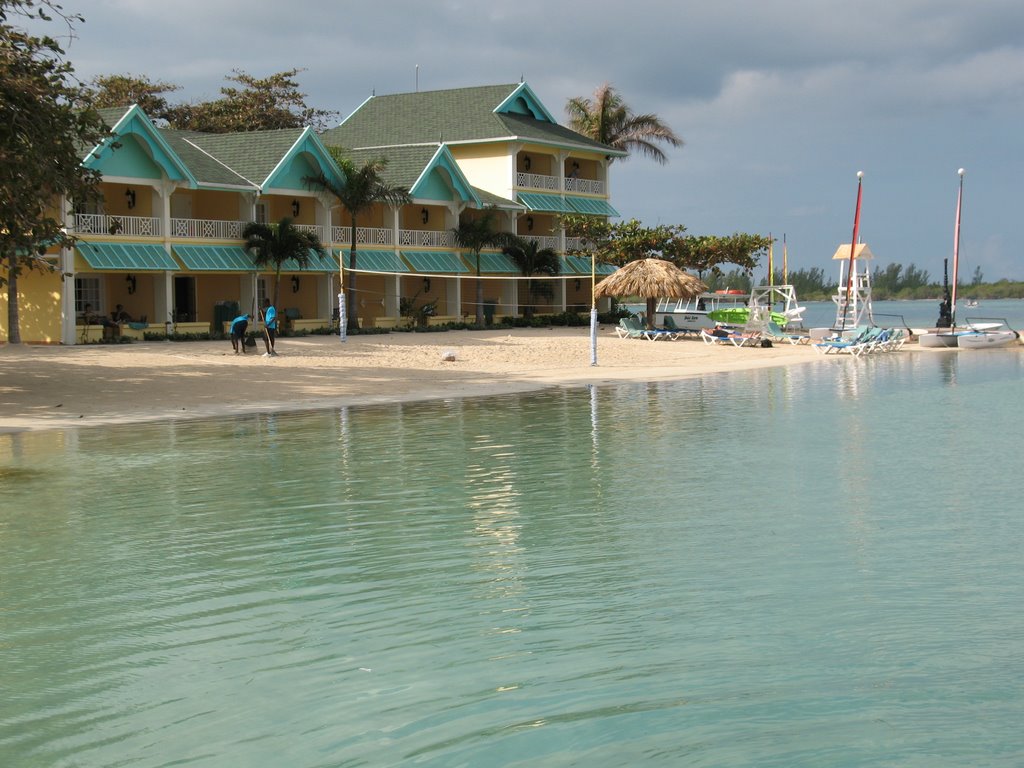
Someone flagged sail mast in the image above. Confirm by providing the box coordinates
[950,168,965,328]
[842,171,864,331]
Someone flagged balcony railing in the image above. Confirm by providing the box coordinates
[332,226,394,246]
[294,224,327,240]
[75,213,160,237]
[564,177,605,195]
[171,218,246,239]
[523,234,560,250]
[399,229,454,248]
[516,172,560,191]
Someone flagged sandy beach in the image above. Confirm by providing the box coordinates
[0,327,835,433]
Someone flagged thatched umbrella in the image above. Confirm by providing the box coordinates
[594,258,707,329]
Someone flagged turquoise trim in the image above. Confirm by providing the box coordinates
[86,106,195,185]
[77,242,178,271]
[566,196,620,217]
[173,245,254,271]
[517,192,575,213]
[339,249,408,272]
[401,251,469,274]
[411,147,481,205]
[493,83,557,124]
[476,252,519,273]
[263,128,345,191]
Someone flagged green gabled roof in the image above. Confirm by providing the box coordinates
[161,130,256,189]
[186,129,306,187]
[323,83,621,157]
[345,145,441,189]
[473,187,523,210]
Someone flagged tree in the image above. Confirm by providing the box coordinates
[89,73,179,121]
[452,208,512,326]
[243,217,325,309]
[1,0,108,343]
[565,83,682,164]
[665,233,766,278]
[305,148,410,332]
[167,69,337,133]
[502,236,560,319]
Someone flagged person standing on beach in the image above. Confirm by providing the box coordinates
[261,299,278,357]
[229,314,250,354]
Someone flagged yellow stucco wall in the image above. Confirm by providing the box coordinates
[449,143,512,199]
[0,266,64,343]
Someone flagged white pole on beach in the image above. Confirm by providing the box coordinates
[590,252,598,366]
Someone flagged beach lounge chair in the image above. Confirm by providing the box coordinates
[812,326,882,357]
[700,327,757,347]
[764,321,809,345]
[662,315,696,338]
[617,316,677,341]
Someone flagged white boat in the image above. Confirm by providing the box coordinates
[654,287,804,333]
[956,318,1021,349]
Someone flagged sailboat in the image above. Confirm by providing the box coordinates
[919,169,967,349]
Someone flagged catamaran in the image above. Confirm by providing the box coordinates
[920,169,968,348]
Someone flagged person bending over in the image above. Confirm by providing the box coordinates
[229,314,250,354]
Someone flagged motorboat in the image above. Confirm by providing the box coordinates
[654,288,803,333]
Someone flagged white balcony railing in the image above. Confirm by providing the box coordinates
[399,229,454,248]
[75,213,161,237]
[565,237,585,252]
[516,172,560,191]
[171,218,246,239]
[295,224,327,240]
[332,226,394,246]
[564,177,605,195]
[523,234,560,250]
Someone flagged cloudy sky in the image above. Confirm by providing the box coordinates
[41,0,1024,279]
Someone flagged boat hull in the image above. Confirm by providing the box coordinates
[957,330,1020,349]
[918,332,959,348]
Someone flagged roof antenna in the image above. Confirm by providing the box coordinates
[520,73,524,83]
[415,64,419,93]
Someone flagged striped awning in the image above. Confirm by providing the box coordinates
[281,248,338,273]
[516,192,575,213]
[561,255,618,275]
[77,242,178,271]
[566,196,620,217]
[476,252,519,273]
[339,249,409,273]
[401,251,469,274]
[173,244,254,271]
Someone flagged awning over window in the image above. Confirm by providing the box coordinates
[566,196,620,217]
[516,192,575,213]
[281,248,338,273]
[563,255,618,275]
[173,244,254,271]
[77,242,178,271]
[339,249,409,273]
[476,252,519,274]
[401,251,469,273]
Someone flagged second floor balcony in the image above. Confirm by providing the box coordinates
[517,172,606,196]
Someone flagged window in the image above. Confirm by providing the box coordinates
[75,276,102,315]
[255,202,268,224]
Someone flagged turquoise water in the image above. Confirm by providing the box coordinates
[2,352,1023,766]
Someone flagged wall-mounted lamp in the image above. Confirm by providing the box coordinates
[125,188,136,209]
[523,155,532,171]
[526,215,534,231]
[421,207,429,224]
[291,275,300,293]
[423,277,431,293]
[126,273,137,294]
[291,199,300,217]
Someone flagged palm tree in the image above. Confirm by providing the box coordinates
[502,236,560,320]
[452,208,512,326]
[565,83,682,164]
[243,217,326,308]
[306,150,410,332]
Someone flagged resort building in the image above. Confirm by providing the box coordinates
[1,82,622,344]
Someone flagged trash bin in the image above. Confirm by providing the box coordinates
[483,299,497,325]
